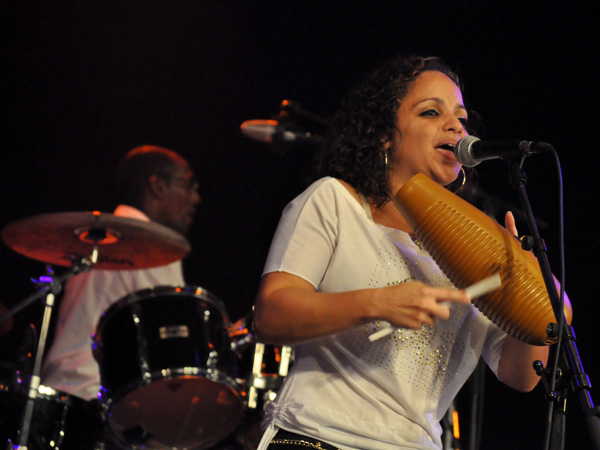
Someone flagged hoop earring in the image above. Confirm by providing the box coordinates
[449,167,466,193]
[380,148,389,172]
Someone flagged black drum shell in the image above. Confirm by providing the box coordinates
[0,377,103,450]
[92,285,243,449]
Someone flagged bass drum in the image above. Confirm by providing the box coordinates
[93,286,243,450]
[0,369,103,449]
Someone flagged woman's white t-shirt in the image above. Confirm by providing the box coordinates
[257,177,506,450]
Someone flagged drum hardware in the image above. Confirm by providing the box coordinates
[159,324,189,339]
[1,211,191,270]
[93,286,244,450]
[225,315,293,412]
[0,210,192,328]
[1,258,93,450]
[229,341,294,450]
[1,378,104,450]
[231,333,254,355]
[0,303,14,336]
[228,316,255,362]
[0,211,192,449]
[206,350,220,373]
[247,343,293,411]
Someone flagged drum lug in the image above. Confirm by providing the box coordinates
[207,350,219,378]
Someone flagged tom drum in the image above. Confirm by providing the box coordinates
[92,286,243,449]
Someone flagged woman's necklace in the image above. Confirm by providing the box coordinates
[409,233,423,250]
[371,202,424,250]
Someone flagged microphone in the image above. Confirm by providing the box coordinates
[454,135,553,167]
[240,119,323,146]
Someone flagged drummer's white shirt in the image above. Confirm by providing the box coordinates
[41,205,184,400]
[258,177,506,450]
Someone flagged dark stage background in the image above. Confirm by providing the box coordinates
[1,2,599,449]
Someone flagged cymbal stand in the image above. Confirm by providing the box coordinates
[1,253,95,450]
[505,155,600,450]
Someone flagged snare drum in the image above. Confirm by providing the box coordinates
[92,286,243,450]
[0,375,103,450]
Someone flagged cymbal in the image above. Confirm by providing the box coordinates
[1,211,191,270]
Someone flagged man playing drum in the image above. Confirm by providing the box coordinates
[41,145,201,400]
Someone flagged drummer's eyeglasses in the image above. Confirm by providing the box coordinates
[156,172,199,193]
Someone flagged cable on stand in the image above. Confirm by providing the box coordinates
[504,149,600,450]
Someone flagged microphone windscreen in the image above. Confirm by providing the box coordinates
[240,120,277,143]
[394,173,571,345]
[454,135,480,167]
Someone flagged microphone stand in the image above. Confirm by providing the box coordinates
[504,156,600,450]
[0,254,94,449]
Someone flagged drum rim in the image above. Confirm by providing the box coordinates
[98,366,243,409]
[99,367,245,447]
[93,285,231,335]
[2,377,100,410]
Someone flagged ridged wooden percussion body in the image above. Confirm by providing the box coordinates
[394,173,569,346]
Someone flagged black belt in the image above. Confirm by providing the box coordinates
[269,429,341,450]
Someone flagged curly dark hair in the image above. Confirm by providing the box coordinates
[316,55,476,207]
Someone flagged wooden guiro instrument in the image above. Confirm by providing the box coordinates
[393,173,571,346]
